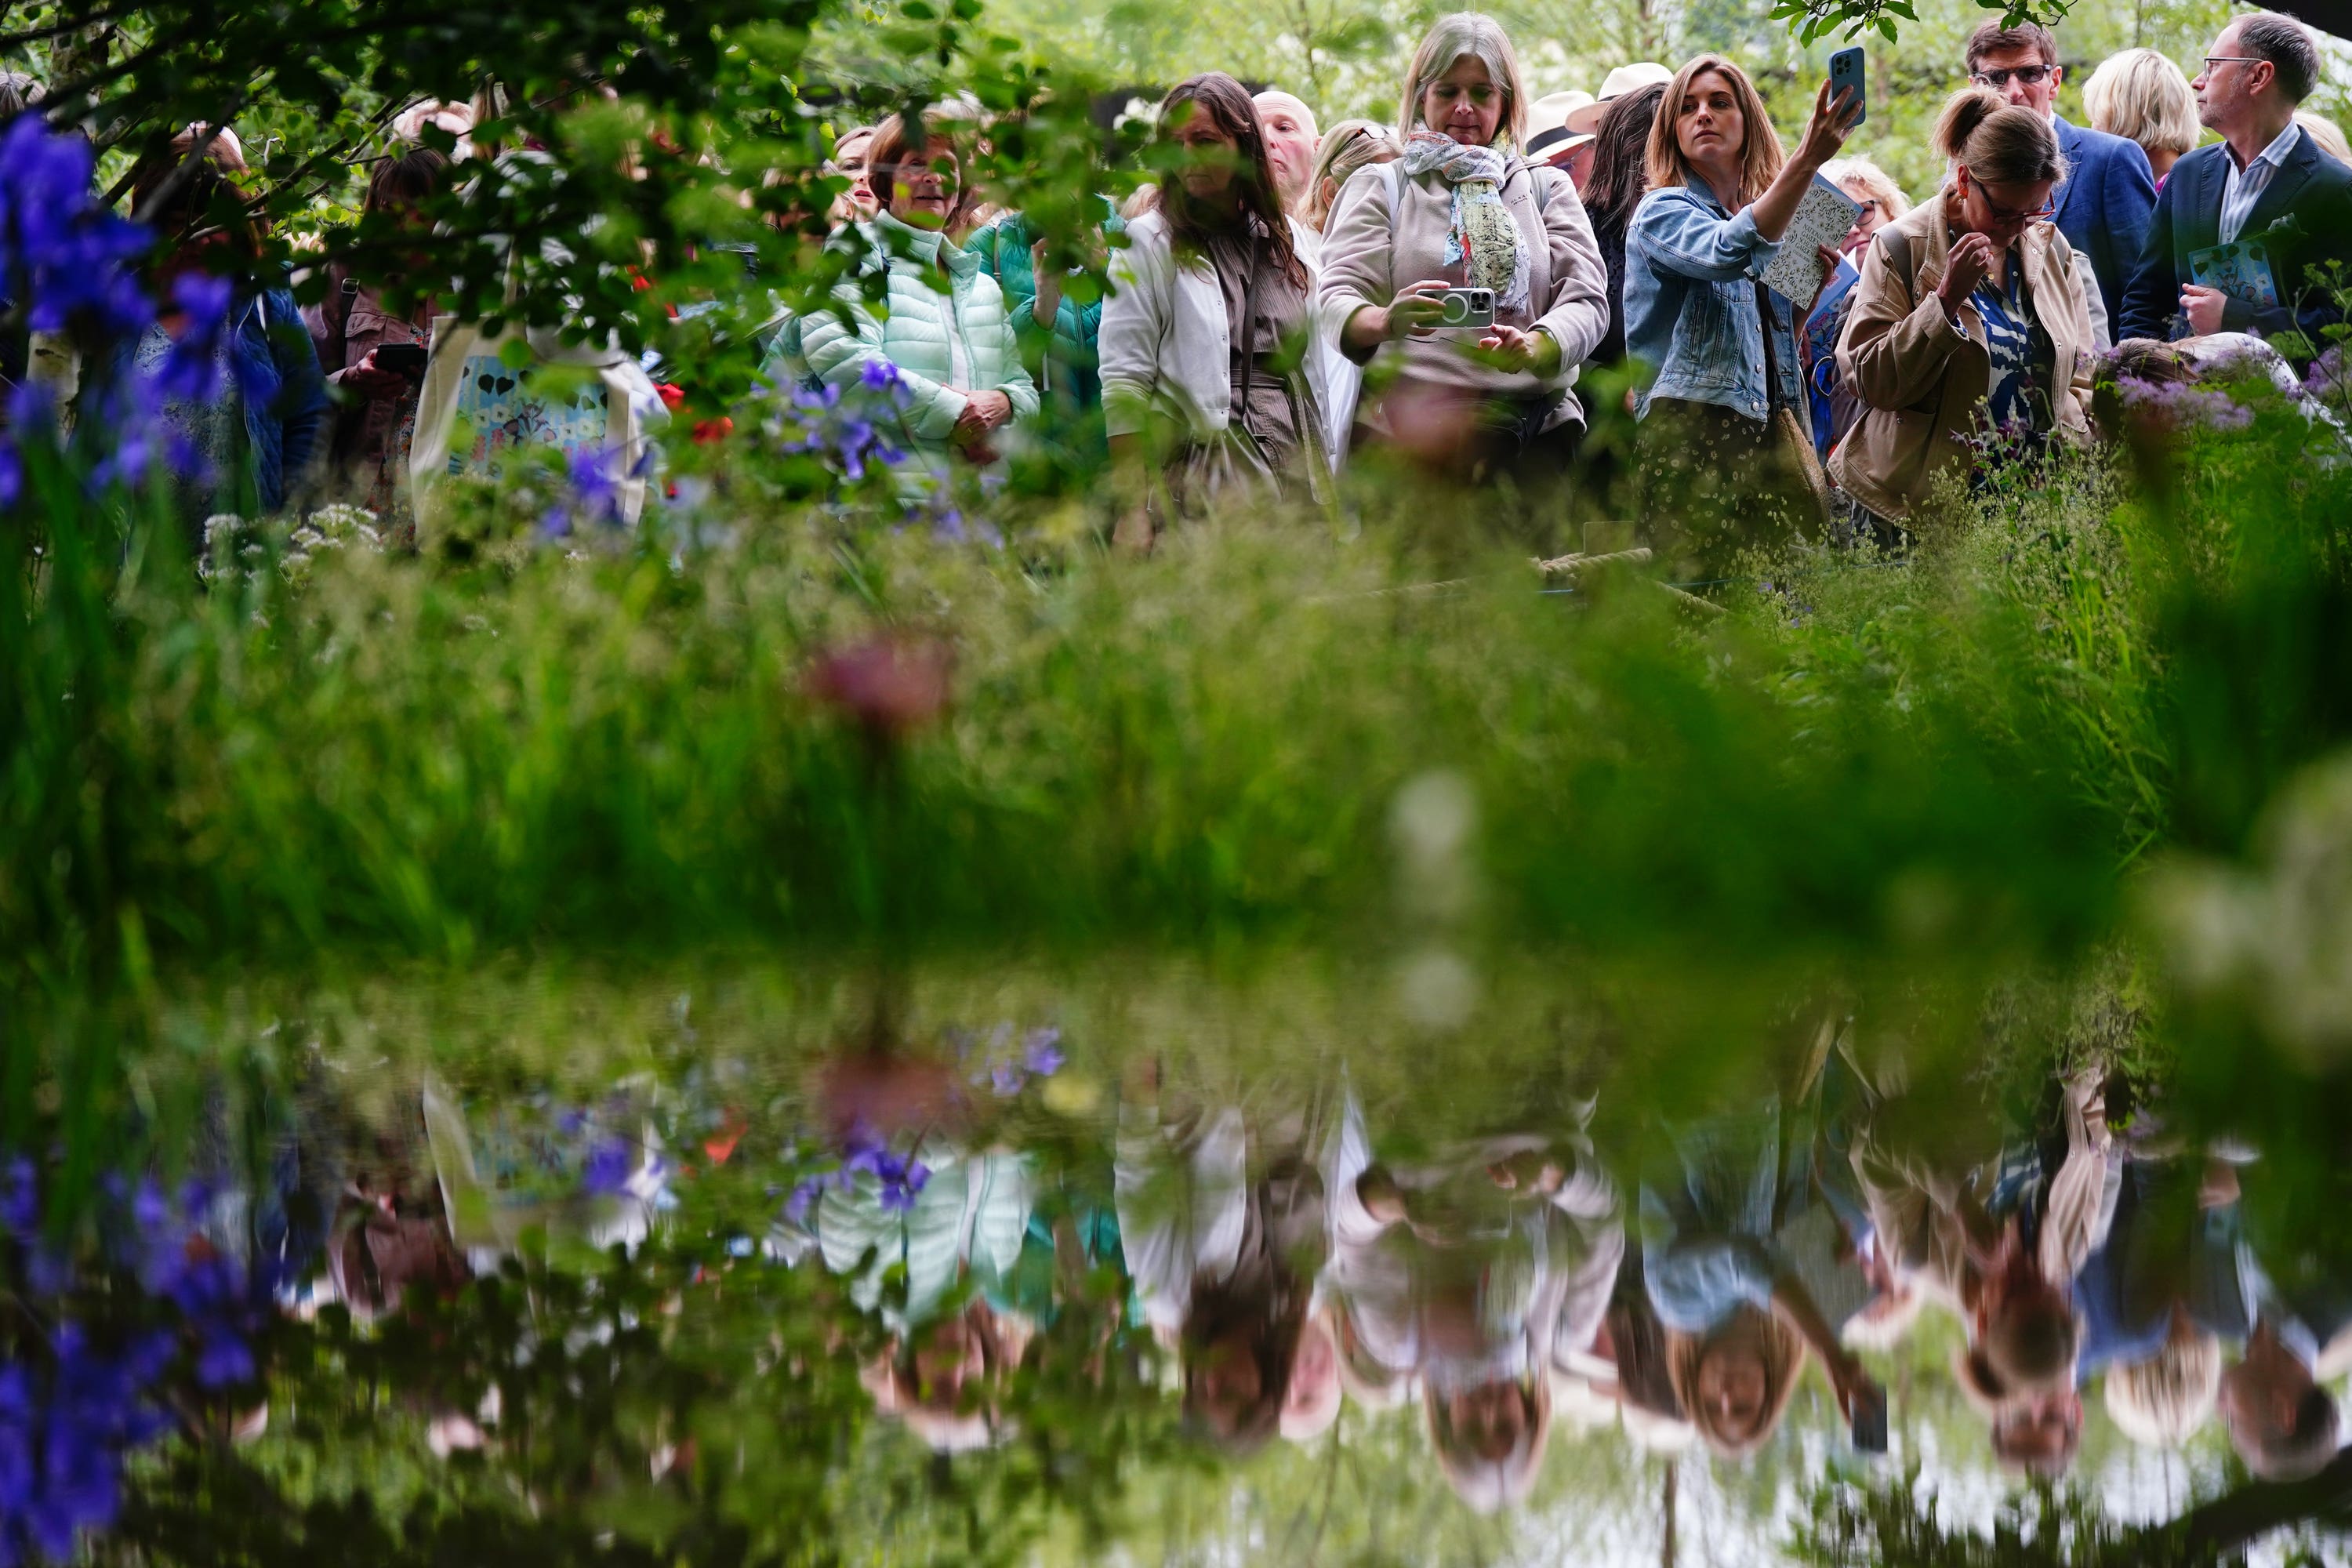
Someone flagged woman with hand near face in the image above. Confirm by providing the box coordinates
[1830,87,2094,534]
[1316,12,1610,504]
[1098,72,1334,550]
[773,111,1038,486]
[1623,55,1860,576]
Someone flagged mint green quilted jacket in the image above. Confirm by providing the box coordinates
[769,214,1040,467]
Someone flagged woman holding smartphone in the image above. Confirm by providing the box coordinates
[1317,11,1610,502]
[1624,56,1859,576]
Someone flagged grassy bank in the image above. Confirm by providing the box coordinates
[3,399,2347,993]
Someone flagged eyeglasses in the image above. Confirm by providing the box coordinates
[1853,199,1880,217]
[2202,55,2267,70]
[1963,169,2055,223]
[1970,64,2052,89]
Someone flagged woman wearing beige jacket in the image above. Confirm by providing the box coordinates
[1830,88,2096,531]
[1317,12,1610,495]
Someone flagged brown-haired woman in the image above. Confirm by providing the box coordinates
[1830,87,2094,533]
[1099,71,1333,549]
[1622,56,1858,575]
[306,146,448,542]
[1580,82,1666,372]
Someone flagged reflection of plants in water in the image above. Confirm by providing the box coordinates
[1790,1463,2352,1568]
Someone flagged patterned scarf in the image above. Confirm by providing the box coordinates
[1399,130,1532,318]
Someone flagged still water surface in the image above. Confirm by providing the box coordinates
[11,963,2350,1566]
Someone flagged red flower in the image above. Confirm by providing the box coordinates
[805,634,954,745]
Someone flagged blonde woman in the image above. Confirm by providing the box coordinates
[1623,55,1859,572]
[1822,156,1911,256]
[1318,11,1610,492]
[1831,88,2095,531]
[2105,1309,2223,1448]
[2080,48,2200,186]
[1305,118,1402,231]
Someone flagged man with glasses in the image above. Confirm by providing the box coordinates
[2120,13,2352,347]
[1965,22,2158,350]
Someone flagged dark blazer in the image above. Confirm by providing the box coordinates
[2119,127,2352,344]
[2049,115,2158,337]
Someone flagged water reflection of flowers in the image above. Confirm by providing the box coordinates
[0,1161,283,1566]
[782,1123,932,1223]
[955,1024,1065,1097]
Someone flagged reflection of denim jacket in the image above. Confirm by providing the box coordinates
[1624,176,1799,423]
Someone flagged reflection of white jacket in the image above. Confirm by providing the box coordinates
[1323,1093,1624,1388]
[1100,210,1342,445]
[1115,1103,1249,1335]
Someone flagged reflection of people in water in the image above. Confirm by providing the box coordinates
[1851,1068,2114,1475]
[861,1301,1033,1452]
[1324,1088,1624,1510]
[1114,1062,1330,1455]
[2223,1308,2343,1481]
[807,1137,1035,1449]
[2077,1150,2254,1449]
[1639,1096,1882,1460]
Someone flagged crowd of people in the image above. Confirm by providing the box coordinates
[11,9,2352,565]
[279,1029,2351,1514]
[780,7,2352,564]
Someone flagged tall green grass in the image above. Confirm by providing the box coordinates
[2,405,2346,996]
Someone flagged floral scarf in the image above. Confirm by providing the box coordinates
[1399,130,1533,318]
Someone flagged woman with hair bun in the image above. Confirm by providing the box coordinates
[1830,86,2096,533]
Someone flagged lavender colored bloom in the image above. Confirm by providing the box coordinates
[0,116,156,340]
[152,274,233,403]
[580,1136,635,1196]
[0,1159,34,1238]
[1021,1029,1065,1077]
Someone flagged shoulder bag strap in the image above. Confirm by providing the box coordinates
[1752,278,1785,415]
[1236,223,1263,416]
[1381,161,1406,303]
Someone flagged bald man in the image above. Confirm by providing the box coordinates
[1253,89,1321,220]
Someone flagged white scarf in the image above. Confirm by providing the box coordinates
[1399,130,1533,317]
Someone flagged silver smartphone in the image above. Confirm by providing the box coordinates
[1439,286,1496,329]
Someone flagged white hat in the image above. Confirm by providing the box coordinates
[1565,62,1674,135]
[1525,89,1596,162]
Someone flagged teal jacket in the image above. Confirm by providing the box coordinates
[767,214,1040,470]
[967,203,1124,417]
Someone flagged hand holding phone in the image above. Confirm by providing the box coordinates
[1829,47,1866,129]
[1847,1375,1889,1454]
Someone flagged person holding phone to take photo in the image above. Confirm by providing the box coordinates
[1624,54,1859,577]
[1318,12,1609,500]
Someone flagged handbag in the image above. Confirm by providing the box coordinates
[409,314,669,541]
[1755,279,1833,527]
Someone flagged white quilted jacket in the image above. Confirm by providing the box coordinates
[784,213,1040,467]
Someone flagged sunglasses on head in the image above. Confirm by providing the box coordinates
[1970,64,2052,89]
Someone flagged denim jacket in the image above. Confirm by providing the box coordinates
[1624,175,1801,423]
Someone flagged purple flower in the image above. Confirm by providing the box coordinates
[2114,375,2254,432]
[580,1137,634,1197]
[1021,1029,1065,1077]
[151,274,233,404]
[0,116,156,340]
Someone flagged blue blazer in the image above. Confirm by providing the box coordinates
[2119,128,2352,344]
[2049,115,2158,337]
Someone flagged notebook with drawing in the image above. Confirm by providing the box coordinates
[1759,176,1864,307]
[2188,241,2280,310]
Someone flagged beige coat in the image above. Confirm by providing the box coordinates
[1317,156,1610,427]
[1830,194,2096,522]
